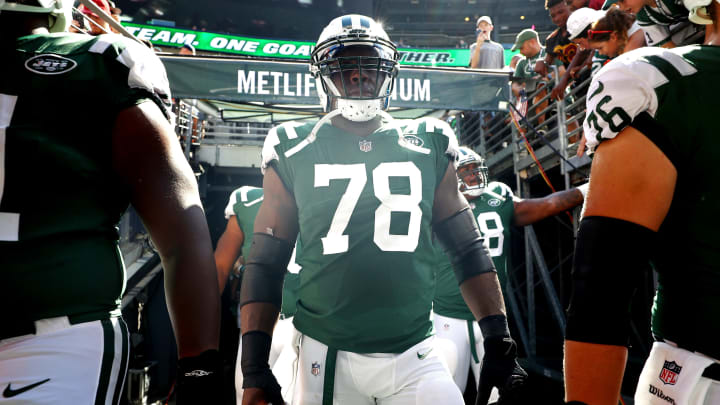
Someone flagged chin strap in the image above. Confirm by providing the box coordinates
[336,98,383,122]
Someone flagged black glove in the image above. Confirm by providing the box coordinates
[241,331,284,405]
[176,349,223,405]
[476,316,528,405]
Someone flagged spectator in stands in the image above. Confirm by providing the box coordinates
[78,0,112,35]
[69,8,89,34]
[539,0,597,103]
[588,7,643,58]
[511,28,563,97]
[551,6,643,100]
[509,53,523,71]
[109,1,122,33]
[179,44,197,55]
[566,7,644,156]
[470,16,505,69]
[612,0,704,47]
[567,0,604,11]
[540,0,577,73]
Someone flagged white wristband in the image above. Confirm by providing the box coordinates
[576,182,589,200]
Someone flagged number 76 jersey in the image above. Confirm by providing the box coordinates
[262,117,458,354]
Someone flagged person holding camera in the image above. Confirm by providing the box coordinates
[470,16,505,69]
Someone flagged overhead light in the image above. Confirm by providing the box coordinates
[464,16,470,22]
[520,15,525,20]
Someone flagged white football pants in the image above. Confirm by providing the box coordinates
[289,332,463,405]
[432,312,499,402]
[0,317,128,405]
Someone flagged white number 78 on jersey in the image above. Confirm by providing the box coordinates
[315,162,423,255]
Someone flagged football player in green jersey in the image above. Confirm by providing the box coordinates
[0,3,221,404]
[564,1,720,404]
[214,185,301,403]
[238,14,527,405]
[433,147,587,401]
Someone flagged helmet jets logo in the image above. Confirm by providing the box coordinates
[25,55,77,75]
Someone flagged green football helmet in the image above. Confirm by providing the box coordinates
[0,0,72,33]
[456,146,489,198]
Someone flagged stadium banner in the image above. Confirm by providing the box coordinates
[161,56,510,111]
[124,23,514,67]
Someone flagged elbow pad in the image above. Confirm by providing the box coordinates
[565,216,654,346]
[239,233,294,310]
[434,207,496,285]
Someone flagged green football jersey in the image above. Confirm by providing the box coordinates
[224,185,300,317]
[433,182,515,320]
[0,33,172,327]
[262,117,458,353]
[583,45,720,359]
[226,186,265,259]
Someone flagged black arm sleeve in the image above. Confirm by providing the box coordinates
[434,207,496,285]
[238,233,294,309]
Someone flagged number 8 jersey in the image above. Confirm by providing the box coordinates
[433,182,515,321]
[262,117,458,353]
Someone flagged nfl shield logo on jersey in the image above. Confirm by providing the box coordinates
[311,362,321,377]
[659,360,682,385]
[359,139,372,152]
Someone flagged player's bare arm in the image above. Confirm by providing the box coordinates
[564,127,676,404]
[512,187,584,227]
[625,28,646,52]
[239,166,297,405]
[215,216,245,291]
[551,48,592,100]
[112,101,220,358]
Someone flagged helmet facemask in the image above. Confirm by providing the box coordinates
[457,161,489,198]
[311,19,399,122]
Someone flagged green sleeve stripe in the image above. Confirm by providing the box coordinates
[641,55,683,84]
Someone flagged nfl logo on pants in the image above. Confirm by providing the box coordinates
[659,360,682,385]
[311,362,321,377]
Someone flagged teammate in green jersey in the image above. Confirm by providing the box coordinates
[0,3,221,404]
[433,146,586,401]
[238,14,527,405]
[564,1,720,404]
[214,185,301,403]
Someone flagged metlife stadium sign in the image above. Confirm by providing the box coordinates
[160,57,511,111]
[123,23,472,67]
